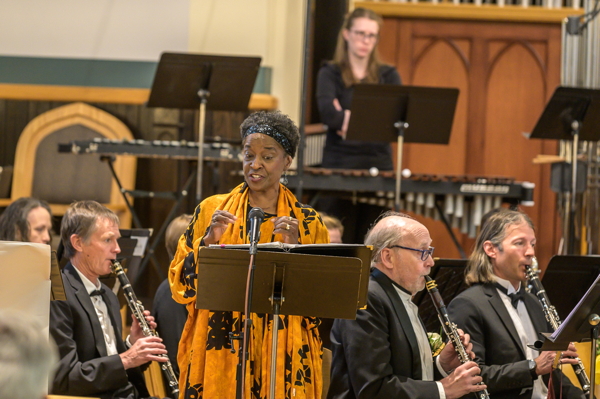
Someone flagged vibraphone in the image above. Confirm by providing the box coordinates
[287,167,534,246]
[58,138,242,161]
[57,137,243,285]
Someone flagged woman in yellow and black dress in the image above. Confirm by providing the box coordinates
[169,111,330,399]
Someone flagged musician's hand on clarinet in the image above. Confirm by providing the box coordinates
[535,351,557,376]
[557,343,581,366]
[130,310,156,344]
[120,336,168,370]
[204,210,237,245]
[441,361,487,399]
[271,216,299,244]
[439,329,475,372]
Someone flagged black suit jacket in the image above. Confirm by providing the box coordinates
[327,269,442,399]
[447,283,585,399]
[50,262,150,399]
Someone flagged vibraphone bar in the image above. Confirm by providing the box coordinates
[287,167,535,241]
[58,138,242,162]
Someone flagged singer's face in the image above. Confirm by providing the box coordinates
[487,222,536,288]
[242,133,292,195]
[382,217,434,295]
[73,217,121,284]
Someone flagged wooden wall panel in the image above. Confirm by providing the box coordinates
[377,16,562,266]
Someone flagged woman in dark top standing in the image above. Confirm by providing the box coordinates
[315,7,401,242]
[316,7,401,171]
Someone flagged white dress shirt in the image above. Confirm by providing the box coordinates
[394,285,447,399]
[495,277,548,399]
[73,267,119,356]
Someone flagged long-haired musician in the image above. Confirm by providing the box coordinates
[169,111,330,399]
[447,209,586,399]
[0,197,53,245]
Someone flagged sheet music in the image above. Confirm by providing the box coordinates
[209,242,363,252]
[550,271,600,341]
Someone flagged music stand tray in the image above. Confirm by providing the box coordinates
[539,271,600,351]
[196,247,369,319]
[541,255,600,320]
[346,84,459,145]
[530,87,600,142]
[529,86,600,254]
[147,52,261,111]
[346,84,459,211]
[147,52,262,202]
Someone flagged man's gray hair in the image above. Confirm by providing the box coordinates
[61,200,119,259]
[364,211,414,265]
[0,310,58,399]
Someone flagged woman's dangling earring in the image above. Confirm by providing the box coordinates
[280,171,288,185]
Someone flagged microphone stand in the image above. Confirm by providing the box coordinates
[237,252,257,399]
[236,208,263,399]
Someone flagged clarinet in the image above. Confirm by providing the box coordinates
[525,260,591,395]
[425,276,490,399]
[110,260,180,398]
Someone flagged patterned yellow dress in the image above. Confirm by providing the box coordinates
[169,183,330,399]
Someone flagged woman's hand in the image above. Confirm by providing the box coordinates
[333,98,350,139]
[271,216,299,244]
[203,210,237,245]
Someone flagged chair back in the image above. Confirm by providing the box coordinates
[11,102,136,227]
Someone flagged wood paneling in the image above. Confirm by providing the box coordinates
[372,12,562,267]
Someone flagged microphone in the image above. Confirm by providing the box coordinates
[247,207,265,255]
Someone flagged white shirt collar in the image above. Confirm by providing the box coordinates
[72,265,102,295]
[494,275,521,295]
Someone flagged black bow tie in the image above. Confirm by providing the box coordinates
[495,283,524,309]
[89,288,106,297]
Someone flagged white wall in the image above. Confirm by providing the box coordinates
[0,0,306,120]
[189,0,306,122]
[0,0,189,61]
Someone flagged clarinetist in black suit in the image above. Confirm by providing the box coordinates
[328,211,487,399]
[50,200,167,399]
[447,209,586,399]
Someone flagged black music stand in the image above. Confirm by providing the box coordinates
[346,84,459,211]
[197,246,369,399]
[530,87,600,255]
[414,258,468,331]
[118,228,151,285]
[147,52,261,202]
[541,255,600,319]
[537,272,600,399]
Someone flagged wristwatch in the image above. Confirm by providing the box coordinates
[528,359,538,380]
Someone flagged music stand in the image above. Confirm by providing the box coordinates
[530,86,600,254]
[346,84,459,211]
[147,52,261,202]
[197,246,370,399]
[540,255,600,320]
[414,258,468,331]
[537,272,600,399]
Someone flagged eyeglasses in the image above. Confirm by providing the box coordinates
[389,245,435,261]
[350,30,378,42]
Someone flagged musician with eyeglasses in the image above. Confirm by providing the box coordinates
[328,211,487,399]
[50,200,168,399]
[447,209,586,399]
[315,7,402,243]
